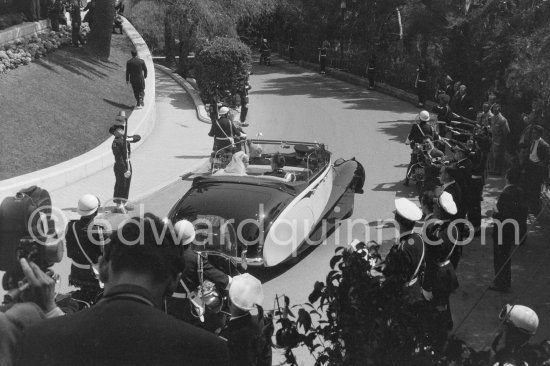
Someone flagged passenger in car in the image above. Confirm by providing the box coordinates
[264,153,296,182]
[214,151,249,176]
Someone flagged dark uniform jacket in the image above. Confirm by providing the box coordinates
[15,285,230,366]
[421,217,459,295]
[454,93,474,119]
[455,158,473,200]
[126,56,147,88]
[494,184,528,245]
[408,122,435,147]
[219,313,271,366]
[65,218,105,285]
[179,249,229,292]
[384,232,425,286]
[209,116,240,139]
[111,135,140,171]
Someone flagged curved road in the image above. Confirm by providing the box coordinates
[143,60,418,306]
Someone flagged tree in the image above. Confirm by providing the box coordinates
[88,0,115,60]
[194,37,251,120]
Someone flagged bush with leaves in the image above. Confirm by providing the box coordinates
[194,36,251,116]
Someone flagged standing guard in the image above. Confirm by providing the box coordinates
[110,111,141,213]
[208,106,243,153]
[421,191,460,351]
[382,198,425,303]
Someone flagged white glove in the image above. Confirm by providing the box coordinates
[124,171,131,178]
[422,288,433,301]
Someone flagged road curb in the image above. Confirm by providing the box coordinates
[154,63,211,124]
[0,17,156,201]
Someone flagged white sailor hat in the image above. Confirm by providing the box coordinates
[229,273,264,311]
[438,191,457,215]
[394,198,422,222]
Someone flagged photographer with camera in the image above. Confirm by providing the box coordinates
[0,258,63,366]
[15,213,229,366]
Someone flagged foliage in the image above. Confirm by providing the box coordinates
[194,37,251,107]
[0,27,73,75]
[124,0,165,55]
[0,12,25,30]
[273,247,441,366]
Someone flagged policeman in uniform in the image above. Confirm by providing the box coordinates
[219,273,271,366]
[110,111,141,213]
[166,220,231,326]
[404,110,437,186]
[238,72,251,127]
[64,194,106,305]
[421,191,459,351]
[209,106,242,153]
[492,304,540,365]
[382,198,425,303]
[415,62,428,107]
[452,143,473,215]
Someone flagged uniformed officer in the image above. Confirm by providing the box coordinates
[466,136,488,234]
[64,194,106,305]
[421,191,460,351]
[382,198,425,303]
[492,304,540,365]
[452,143,473,212]
[219,273,271,366]
[110,111,141,213]
[209,106,242,153]
[404,110,437,186]
[415,62,428,107]
[166,220,232,326]
[366,54,376,89]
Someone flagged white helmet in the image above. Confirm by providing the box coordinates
[500,304,539,335]
[229,273,264,311]
[219,106,230,115]
[174,220,196,246]
[419,110,430,122]
[77,194,100,216]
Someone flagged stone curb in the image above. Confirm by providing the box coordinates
[0,17,156,201]
[154,63,211,124]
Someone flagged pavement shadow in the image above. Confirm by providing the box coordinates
[377,119,412,143]
[371,180,418,199]
[103,98,135,110]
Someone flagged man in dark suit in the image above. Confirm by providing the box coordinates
[15,213,230,366]
[126,49,147,108]
[219,274,270,366]
[490,169,528,292]
[454,84,474,120]
[524,125,549,212]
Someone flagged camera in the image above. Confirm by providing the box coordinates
[0,187,64,293]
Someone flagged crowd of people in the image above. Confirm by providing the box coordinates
[0,205,270,366]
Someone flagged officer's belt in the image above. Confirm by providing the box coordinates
[71,260,91,270]
[368,67,375,70]
[171,292,188,299]
[438,259,451,268]
[215,136,232,140]
[472,175,483,179]
[417,79,427,83]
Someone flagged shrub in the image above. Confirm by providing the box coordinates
[195,36,251,108]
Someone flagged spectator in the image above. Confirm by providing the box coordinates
[450,81,462,111]
[15,213,230,366]
[454,84,475,120]
[524,125,549,213]
[415,62,428,107]
[219,273,270,366]
[319,41,329,75]
[0,259,64,366]
[68,0,85,47]
[490,104,510,176]
[490,168,528,292]
[519,99,544,146]
[366,54,376,89]
[432,93,452,139]
[476,101,494,129]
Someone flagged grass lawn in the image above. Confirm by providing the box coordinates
[0,35,137,180]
